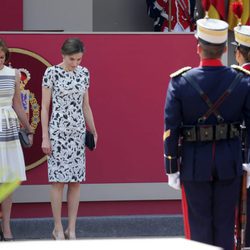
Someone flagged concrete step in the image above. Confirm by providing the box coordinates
[9,215,184,240]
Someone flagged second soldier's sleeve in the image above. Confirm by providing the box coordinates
[243,77,250,162]
[163,78,182,174]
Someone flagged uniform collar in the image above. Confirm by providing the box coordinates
[242,63,250,71]
[199,59,224,67]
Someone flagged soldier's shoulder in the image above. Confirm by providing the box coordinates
[170,66,192,78]
[231,65,250,75]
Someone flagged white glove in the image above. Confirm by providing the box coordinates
[242,163,250,189]
[167,172,181,190]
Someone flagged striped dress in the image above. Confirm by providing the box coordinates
[0,66,26,182]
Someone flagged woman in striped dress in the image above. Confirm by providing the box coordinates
[0,39,34,241]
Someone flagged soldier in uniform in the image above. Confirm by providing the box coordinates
[233,24,250,247]
[146,0,196,32]
[163,16,250,250]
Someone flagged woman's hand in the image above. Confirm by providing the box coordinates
[42,137,52,155]
[93,132,98,149]
[28,134,34,146]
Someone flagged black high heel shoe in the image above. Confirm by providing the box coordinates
[0,230,14,241]
[0,230,4,241]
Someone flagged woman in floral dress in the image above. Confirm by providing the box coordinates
[41,38,97,240]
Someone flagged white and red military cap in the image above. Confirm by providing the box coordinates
[196,18,229,44]
[234,25,250,48]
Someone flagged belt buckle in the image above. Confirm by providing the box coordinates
[230,123,240,138]
[183,126,196,142]
[215,124,228,140]
[199,125,213,141]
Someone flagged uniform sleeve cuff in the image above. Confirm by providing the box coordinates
[165,157,178,174]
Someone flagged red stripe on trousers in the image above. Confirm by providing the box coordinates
[181,184,191,239]
[234,207,239,250]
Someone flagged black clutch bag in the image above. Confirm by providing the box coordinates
[85,130,95,151]
[19,128,32,148]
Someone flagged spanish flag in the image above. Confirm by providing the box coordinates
[228,0,250,30]
[208,0,225,20]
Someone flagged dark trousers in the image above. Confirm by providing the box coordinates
[182,177,241,250]
[246,189,250,247]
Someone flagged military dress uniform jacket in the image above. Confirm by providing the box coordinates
[146,0,196,31]
[146,0,164,31]
[156,0,193,31]
[164,63,250,181]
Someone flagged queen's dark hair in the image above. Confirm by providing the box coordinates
[61,38,84,55]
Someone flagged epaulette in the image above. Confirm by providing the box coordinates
[231,64,250,75]
[170,66,192,78]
